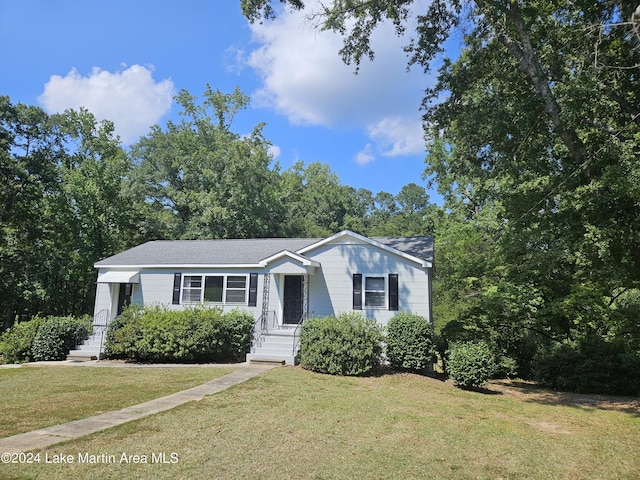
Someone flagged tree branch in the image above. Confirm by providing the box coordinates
[494,3,588,166]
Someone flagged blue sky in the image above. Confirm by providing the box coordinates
[1,0,446,201]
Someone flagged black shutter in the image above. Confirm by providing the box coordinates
[172,273,182,305]
[248,273,258,307]
[388,273,399,311]
[353,274,362,310]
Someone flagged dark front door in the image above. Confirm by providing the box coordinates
[283,275,303,325]
[117,283,133,315]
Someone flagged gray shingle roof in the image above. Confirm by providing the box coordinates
[95,233,434,267]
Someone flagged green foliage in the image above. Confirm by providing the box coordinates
[300,313,383,376]
[386,312,434,372]
[104,306,254,363]
[0,97,132,324]
[533,336,640,396]
[0,317,46,364]
[447,341,497,389]
[31,316,91,361]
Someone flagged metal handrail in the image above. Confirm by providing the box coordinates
[292,314,304,356]
[251,310,278,352]
[93,309,110,329]
[93,309,110,359]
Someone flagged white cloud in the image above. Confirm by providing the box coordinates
[368,117,425,157]
[356,144,376,165]
[245,1,429,159]
[268,144,282,159]
[38,65,174,144]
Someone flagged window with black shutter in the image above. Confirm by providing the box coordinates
[172,273,182,304]
[353,274,362,310]
[388,273,399,311]
[248,273,258,307]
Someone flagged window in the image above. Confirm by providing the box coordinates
[353,273,399,311]
[182,276,202,303]
[364,276,386,308]
[225,276,247,303]
[181,274,248,304]
[204,276,223,302]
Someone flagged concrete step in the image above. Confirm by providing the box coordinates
[258,339,296,349]
[250,327,301,365]
[246,353,295,365]
[66,353,100,361]
[247,357,286,365]
[67,329,108,361]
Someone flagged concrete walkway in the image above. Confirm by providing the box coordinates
[0,363,276,453]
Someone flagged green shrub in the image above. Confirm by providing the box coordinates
[31,316,92,361]
[0,317,47,364]
[386,312,435,372]
[533,336,640,396]
[299,312,383,376]
[447,341,497,388]
[104,306,254,363]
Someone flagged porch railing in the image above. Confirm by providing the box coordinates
[251,310,278,352]
[93,309,110,359]
[292,314,304,357]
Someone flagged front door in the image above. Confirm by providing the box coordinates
[117,283,132,316]
[283,275,303,325]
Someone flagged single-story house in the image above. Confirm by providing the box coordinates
[89,230,434,364]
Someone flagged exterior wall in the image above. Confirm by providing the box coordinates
[93,280,114,318]
[93,237,432,327]
[304,240,431,326]
[130,268,262,317]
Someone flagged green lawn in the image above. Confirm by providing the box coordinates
[0,365,233,438]
[1,366,639,479]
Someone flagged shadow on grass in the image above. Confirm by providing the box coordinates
[491,379,640,417]
[455,384,503,395]
[370,365,449,382]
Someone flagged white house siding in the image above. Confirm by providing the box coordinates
[92,234,432,328]
[93,281,114,318]
[305,240,431,326]
[126,268,262,317]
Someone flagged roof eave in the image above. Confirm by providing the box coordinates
[95,263,264,270]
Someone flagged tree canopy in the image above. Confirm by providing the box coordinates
[242,1,640,382]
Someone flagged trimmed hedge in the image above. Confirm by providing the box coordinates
[533,336,640,396]
[386,312,435,372]
[104,306,254,363]
[0,315,91,364]
[299,312,383,376]
[447,341,497,388]
[31,316,92,361]
[0,317,47,364]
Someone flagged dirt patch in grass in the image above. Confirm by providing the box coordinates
[490,379,640,415]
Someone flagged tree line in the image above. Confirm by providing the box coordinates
[0,89,439,328]
[2,0,639,390]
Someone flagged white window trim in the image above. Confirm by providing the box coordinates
[181,274,248,305]
[363,274,387,309]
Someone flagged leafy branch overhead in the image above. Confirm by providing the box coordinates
[241,0,640,386]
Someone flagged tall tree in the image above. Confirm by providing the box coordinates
[242,1,640,346]
[128,86,283,240]
[0,98,128,325]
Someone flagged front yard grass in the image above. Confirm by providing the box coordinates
[0,365,233,438]
[1,366,639,479]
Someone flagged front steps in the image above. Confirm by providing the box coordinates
[66,327,107,361]
[247,327,299,366]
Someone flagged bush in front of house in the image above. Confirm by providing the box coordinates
[447,341,497,389]
[299,312,384,376]
[31,315,92,361]
[386,312,435,373]
[104,305,254,363]
[532,335,640,396]
[0,316,48,364]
